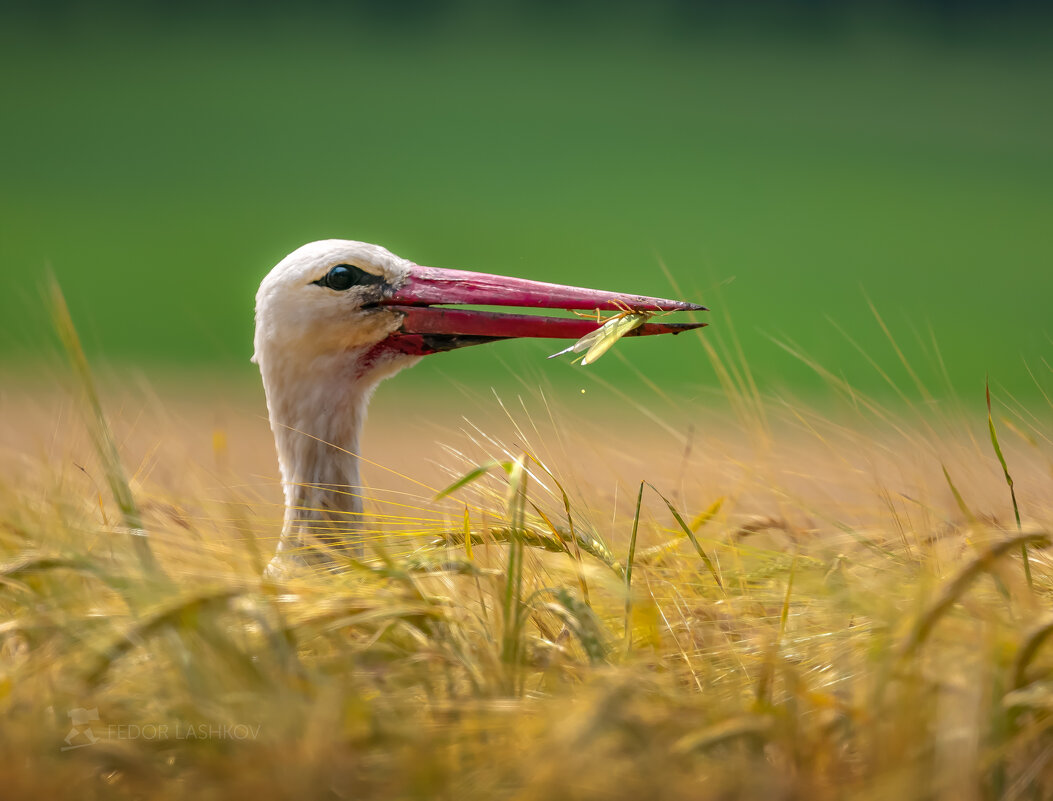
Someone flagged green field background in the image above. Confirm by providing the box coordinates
[2,6,1051,405]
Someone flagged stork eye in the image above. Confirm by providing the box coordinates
[315,264,381,291]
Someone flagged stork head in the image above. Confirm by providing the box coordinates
[253,239,706,400]
[253,240,413,380]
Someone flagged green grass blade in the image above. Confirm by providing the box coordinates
[624,481,645,649]
[49,275,160,576]
[987,377,1029,588]
[433,459,510,501]
[941,463,975,523]
[646,483,723,590]
[501,455,527,688]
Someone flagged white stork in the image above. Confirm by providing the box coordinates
[253,239,705,575]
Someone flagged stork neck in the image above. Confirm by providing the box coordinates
[276,415,364,519]
[262,359,371,563]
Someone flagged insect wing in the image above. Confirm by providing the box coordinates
[548,325,607,359]
[580,312,651,365]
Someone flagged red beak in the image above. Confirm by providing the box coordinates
[388,265,704,313]
[373,264,707,358]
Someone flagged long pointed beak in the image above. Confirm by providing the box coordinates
[374,264,707,357]
[388,266,706,313]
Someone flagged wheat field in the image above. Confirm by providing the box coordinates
[1,316,1052,799]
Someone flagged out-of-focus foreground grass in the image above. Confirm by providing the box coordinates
[1,322,1051,799]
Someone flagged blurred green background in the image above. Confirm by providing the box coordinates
[2,2,1051,404]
